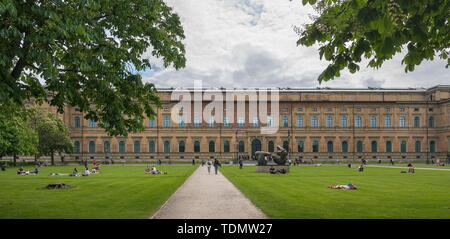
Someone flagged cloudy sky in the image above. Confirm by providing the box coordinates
[143,0,449,89]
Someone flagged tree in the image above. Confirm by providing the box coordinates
[0,101,38,166]
[297,0,449,82]
[0,0,186,136]
[28,108,73,166]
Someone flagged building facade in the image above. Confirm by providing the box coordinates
[41,85,450,163]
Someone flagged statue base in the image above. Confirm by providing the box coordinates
[256,165,290,173]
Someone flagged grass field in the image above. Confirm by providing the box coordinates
[221,165,450,218]
[0,165,196,218]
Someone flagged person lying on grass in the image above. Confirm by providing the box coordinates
[328,183,357,190]
[49,173,69,176]
[145,166,167,175]
[17,167,39,175]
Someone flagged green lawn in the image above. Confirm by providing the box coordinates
[0,165,196,218]
[221,165,450,218]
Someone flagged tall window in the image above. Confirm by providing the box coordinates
[74,117,81,128]
[224,140,230,153]
[400,140,407,153]
[312,140,319,153]
[74,141,80,153]
[179,141,185,153]
[327,141,333,153]
[370,116,377,128]
[267,116,273,127]
[386,141,392,153]
[88,140,96,153]
[194,117,201,128]
[238,117,245,128]
[355,115,362,128]
[399,116,406,128]
[298,141,304,153]
[163,140,170,153]
[341,141,348,153]
[414,117,420,128]
[119,141,125,154]
[356,141,363,153]
[430,140,436,153]
[283,116,289,127]
[194,140,200,153]
[428,116,434,128]
[326,115,333,128]
[149,140,155,153]
[88,119,96,128]
[179,118,185,128]
[371,141,377,153]
[163,115,170,128]
[134,140,141,153]
[238,141,245,153]
[341,116,347,128]
[268,141,274,152]
[104,141,110,153]
[297,115,303,128]
[149,119,156,128]
[208,118,215,128]
[384,115,391,128]
[209,141,215,153]
[252,117,259,128]
[223,117,229,128]
[415,140,421,153]
[311,116,318,128]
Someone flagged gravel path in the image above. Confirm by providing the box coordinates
[151,166,267,219]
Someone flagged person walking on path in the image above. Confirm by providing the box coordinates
[192,159,195,165]
[214,158,221,175]
[206,159,212,174]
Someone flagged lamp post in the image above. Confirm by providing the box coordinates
[288,128,291,164]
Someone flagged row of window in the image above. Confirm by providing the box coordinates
[74,115,436,129]
[73,139,437,154]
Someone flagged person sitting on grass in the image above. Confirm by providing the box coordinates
[358,164,364,172]
[82,168,91,176]
[29,167,39,175]
[408,163,415,173]
[17,167,24,175]
[70,168,80,177]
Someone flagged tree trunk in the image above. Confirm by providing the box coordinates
[13,154,17,167]
[51,151,55,166]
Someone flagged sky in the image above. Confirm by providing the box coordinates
[142,0,449,89]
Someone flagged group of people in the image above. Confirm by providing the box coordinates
[145,166,167,174]
[70,167,99,177]
[202,158,221,175]
[17,167,39,175]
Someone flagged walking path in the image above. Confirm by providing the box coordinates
[151,166,267,219]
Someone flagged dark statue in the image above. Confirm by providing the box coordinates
[255,145,288,166]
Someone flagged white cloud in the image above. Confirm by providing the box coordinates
[143,0,449,89]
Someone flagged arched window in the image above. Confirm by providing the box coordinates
[209,141,215,153]
[399,116,406,128]
[134,140,141,153]
[194,140,200,153]
[356,140,363,153]
[341,141,348,153]
[400,140,407,153]
[311,116,318,128]
[326,115,333,128]
[88,119,96,128]
[268,141,274,152]
[298,141,304,153]
[149,140,155,153]
[386,141,392,153]
[283,140,289,152]
[415,140,421,153]
[312,140,319,153]
[88,140,96,154]
[104,141,110,153]
[74,117,81,128]
[355,115,362,128]
[341,116,347,128]
[428,116,434,128]
[370,116,377,128]
[430,140,436,153]
[74,141,80,153]
[224,140,230,153]
[164,140,170,153]
[384,115,391,127]
[179,141,185,153]
[119,141,125,154]
[371,141,377,153]
[327,141,333,153]
[238,141,245,153]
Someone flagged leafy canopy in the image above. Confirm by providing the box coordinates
[0,0,186,136]
[297,0,449,82]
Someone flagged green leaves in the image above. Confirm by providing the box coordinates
[1,0,186,136]
[298,0,450,82]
